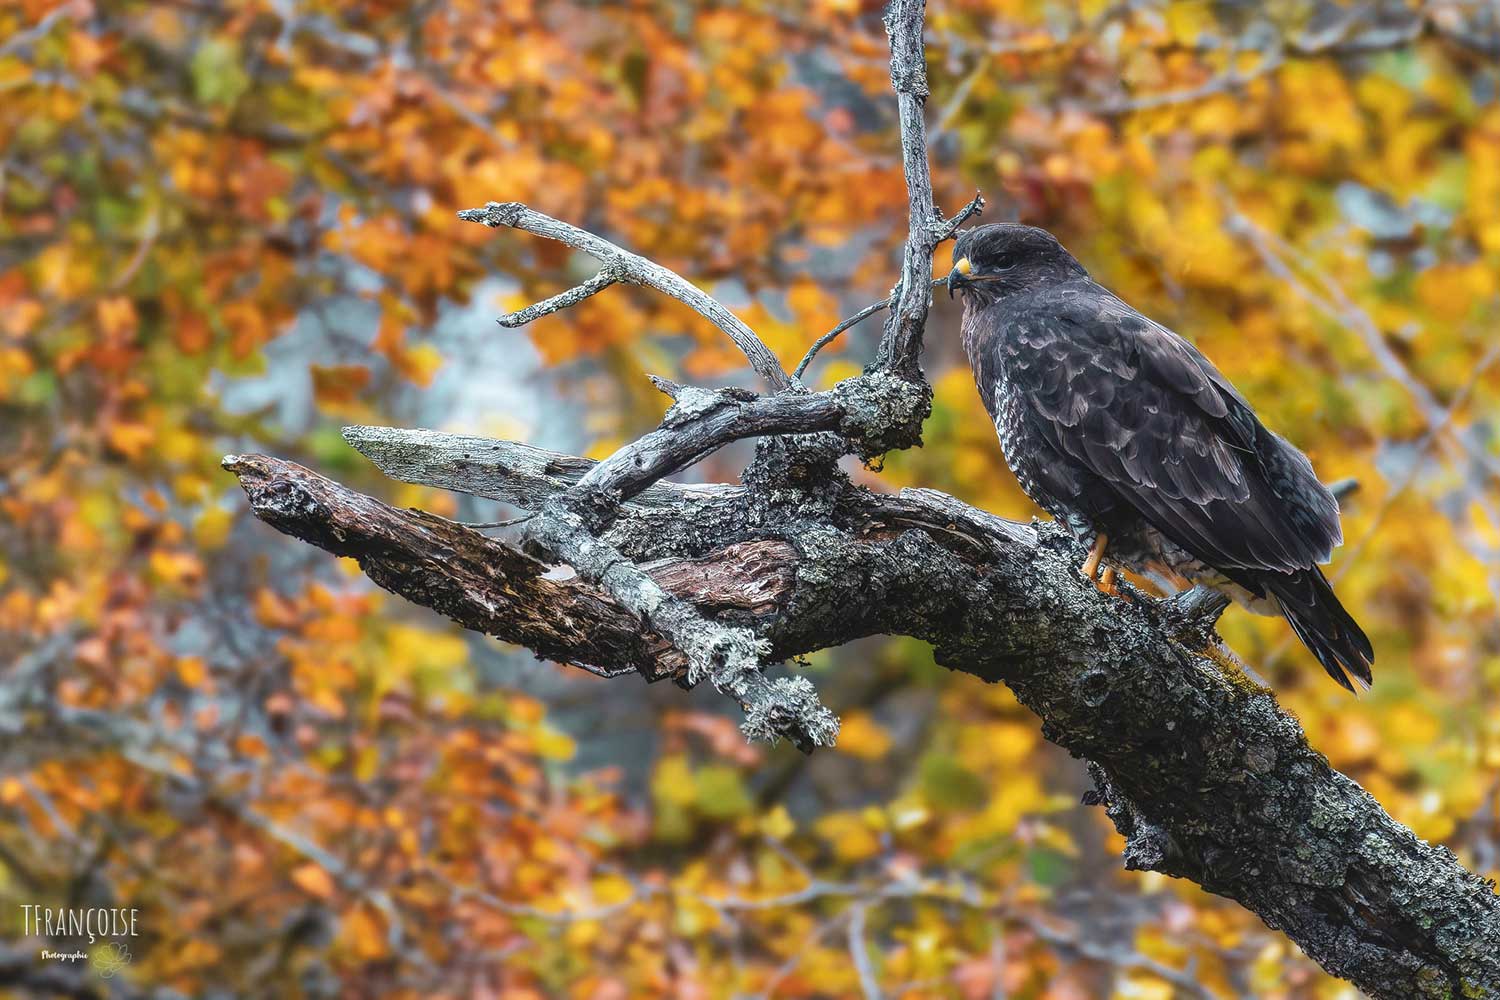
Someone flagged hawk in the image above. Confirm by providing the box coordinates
[947,223,1373,690]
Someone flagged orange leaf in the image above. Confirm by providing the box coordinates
[290,863,337,900]
[339,903,389,961]
[310,364,373,405]
[105,422,155,460]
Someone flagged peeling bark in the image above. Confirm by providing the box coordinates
[226,450,1500,1000]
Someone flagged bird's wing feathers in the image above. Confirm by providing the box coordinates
[1004,286,1340,573]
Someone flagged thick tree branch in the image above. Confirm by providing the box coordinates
[226,449,1500,999]
[221,453,687,680]
[521,498,838,750]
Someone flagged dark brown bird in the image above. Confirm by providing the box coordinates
[947,223,1373,690]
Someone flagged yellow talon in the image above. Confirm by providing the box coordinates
[1080,532,1109,581]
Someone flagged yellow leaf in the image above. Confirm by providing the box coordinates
[814,811,881,863]
[990,721,1038,764]
[175,656,207,688]
[837,711,891,760]
[149,549,204,588]
[105,422,155,460]
[253,587,301,629]
[1164,0,1212,45]
[533,727,576,761]
[759,804,796,840]
[95,297,138,339]
[392,343,444,386]
[193,507,234,550]
[290,863,337,900]
[339,903,388,961]
[651,754,697,808]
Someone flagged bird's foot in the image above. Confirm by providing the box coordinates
[1077,533,1127,599]
[1097,566,1119,596]
[1078,531,1109,582]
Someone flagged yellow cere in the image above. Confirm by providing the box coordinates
[955,257,972,275]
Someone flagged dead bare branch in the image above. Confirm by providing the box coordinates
[457,200,793,392]
[495,263,620,327]
[796,192,983,380]
[876,0,942,378]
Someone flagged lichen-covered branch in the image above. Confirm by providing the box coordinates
[225,445,1500,1000]
[495,263,619,328]
[221,453,687,680]
[876,0,942,378]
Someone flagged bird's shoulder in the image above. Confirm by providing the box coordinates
[995,280,1252,429]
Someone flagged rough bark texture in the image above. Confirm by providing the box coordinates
[227,445,1500,1000]
[222,2,1500,996]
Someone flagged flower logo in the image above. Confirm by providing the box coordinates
[90,943,132,979]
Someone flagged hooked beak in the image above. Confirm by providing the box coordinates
[946,256,972,298]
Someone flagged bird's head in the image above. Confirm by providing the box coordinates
[947,224,1087,303]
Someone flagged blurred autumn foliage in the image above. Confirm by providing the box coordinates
[2,0,1499,997]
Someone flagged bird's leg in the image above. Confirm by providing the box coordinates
[1079,532,1109,581]
[1098,566,1118,595]
[1064,519,1123,597]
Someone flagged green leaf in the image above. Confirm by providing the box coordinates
[919,753,987,812]
[191,38,250,106]
[1027,846,1074,888]
[17,371,56,406]
[694,764,752,820]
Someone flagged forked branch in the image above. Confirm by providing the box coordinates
[458,200,793,392]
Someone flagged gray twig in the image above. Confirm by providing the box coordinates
[496,264,619,327]
[848,902,882,1000]
[795,297,893,379]
[795,192,981,380]
[458,201,793,392]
